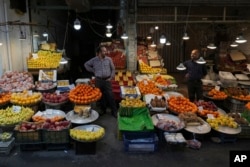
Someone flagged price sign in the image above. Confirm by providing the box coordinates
[56,90,60,95]
[207,114,215,119]
[198,106,203,111]
[13,105,21,113]
[215,86,220,91]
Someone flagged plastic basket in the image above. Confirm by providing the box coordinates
[0,137,15,155]
[42,128,70,144]
[237,125,250,139]
[14,130,42,143]
[123,132,158,153]
[223,98,246,113]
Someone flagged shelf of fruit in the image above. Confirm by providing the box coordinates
[0,92,11,106]
[139,61,167,74]
[0,71,35,92]
[10,90,42,106]
[69,84,102,105]
[42,92,69,106]
[114,71,134,86]
[27,50,62,69]
[0,106,34,126]
[137,79,163,95]
[205,88,228,100]
[70,124,105,142]
[167,96,198,114]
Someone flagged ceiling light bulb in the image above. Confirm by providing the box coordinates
[196,57,206,64]
[176,63,186,70]
[160,34,166,44]
[230,42,238,47]
[182,33,189,40]
[42,31,48,37]
[154,26,159,30]
[106,29,112,38]
[74,18,81,30]
[150,41,156,47]
[121,32,128,39]
[0,43,3,46]
[106,23,113,29]
[146,34,152,40]
[235,35,247,43]
[207,43,217,49]
[166,41,171,46]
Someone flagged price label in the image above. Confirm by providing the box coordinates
[56,90,60,95]
[198,106,203,111]
[32,53,38,59]
[13,105,21,113]
[143,80,148,85]
[215,86,220,91]
[28,90,33,96]
[207,114,215,119]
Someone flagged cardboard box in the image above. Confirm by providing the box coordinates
[230,50,246,61]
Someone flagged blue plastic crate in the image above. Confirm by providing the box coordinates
[123,132,158,153]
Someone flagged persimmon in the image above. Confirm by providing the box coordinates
[69,84,102,104]
[167,96,197,114]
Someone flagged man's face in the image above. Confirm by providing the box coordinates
[191,50,199,60]
[100,47,107,58]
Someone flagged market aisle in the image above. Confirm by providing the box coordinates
[1,73,249,167]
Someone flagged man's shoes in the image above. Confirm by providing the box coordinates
[111,111,117,118]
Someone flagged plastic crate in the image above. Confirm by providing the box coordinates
[0,137,15,156]
[237,125,250,139]
[14,130,42,144]
[42,128,70,144]
[223,98,246,113]
[123,132,158,153]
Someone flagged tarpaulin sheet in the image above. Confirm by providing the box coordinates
[118,107,154,131]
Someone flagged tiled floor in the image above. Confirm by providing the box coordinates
[1,73,250,167]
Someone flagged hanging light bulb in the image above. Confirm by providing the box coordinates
[106,29,112,38]
[165,41,171,46]
[230,42,238,47]
[42,31,48,37]
[150,41,156,47]
[74,18,81,30]
[182,32,190,40]
[0,42,3,46]
[235,35,247,43]
[106,20,113,29]
[154,25,159,30]
[121,32,128,39]
[146,34,152,40]
[176,63,186,70]
[207,43,217,49]
[159,34,166,44]
[196,57,206,64]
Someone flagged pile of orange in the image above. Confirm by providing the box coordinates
[69,84,102,104]
[197,109,220,118]
[137,79,162,95]
[232,94,250,101]
[0,92,11,105]
[245,102,250,110]
[167,96,197,114]
[154,75,169,86]
[207,89,228,100]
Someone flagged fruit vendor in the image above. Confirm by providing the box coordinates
[84,45,118,118]
[183,49,207,102]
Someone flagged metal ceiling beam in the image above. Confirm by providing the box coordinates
[137,20,250,24]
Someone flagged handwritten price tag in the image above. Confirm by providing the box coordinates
[13,105,21,113]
